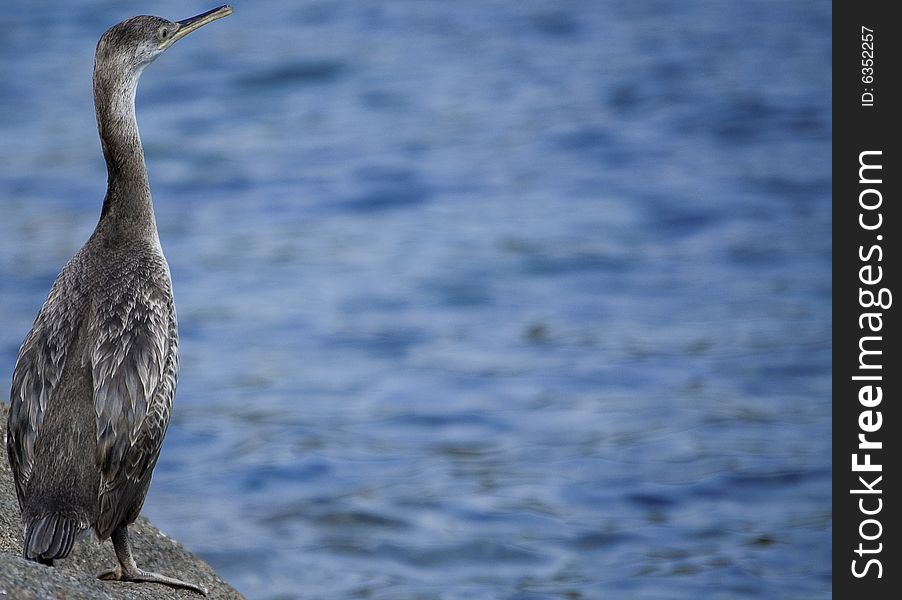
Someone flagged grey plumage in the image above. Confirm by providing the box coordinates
[8,238,177,550]
[7,6,232,595]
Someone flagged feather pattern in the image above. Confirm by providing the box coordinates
[90,247,178,540]
[7,257,85,508]
[6,239,178,543]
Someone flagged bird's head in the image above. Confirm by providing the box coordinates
[95,5,232,76]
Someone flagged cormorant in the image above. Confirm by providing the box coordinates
[6,6,232,595]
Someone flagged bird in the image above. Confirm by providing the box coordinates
[6,6,232,595]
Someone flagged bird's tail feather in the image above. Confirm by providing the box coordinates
[24,513,80,564]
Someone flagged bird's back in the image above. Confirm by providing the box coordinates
[7,235,178,560]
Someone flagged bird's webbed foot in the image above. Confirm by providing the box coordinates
[99,565,208,595]
[98,524,207,595]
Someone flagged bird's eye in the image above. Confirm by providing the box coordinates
[159,26,172,41]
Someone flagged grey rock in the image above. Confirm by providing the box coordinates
[0,403,245,600]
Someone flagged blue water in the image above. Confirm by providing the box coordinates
[1,1,831,598]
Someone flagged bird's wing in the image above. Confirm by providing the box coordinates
[92,272,178,539]
[7,269,83,509]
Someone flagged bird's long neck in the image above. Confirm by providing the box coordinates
[93,63,159,243]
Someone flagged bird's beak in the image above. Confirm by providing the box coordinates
[164,5,232,49]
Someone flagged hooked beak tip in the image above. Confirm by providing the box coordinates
[165,5,232,48]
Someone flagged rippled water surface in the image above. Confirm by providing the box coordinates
[1,1,831,598]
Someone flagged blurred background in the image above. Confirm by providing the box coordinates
[0,1,831,599]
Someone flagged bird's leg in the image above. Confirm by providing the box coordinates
[98,524,208,596]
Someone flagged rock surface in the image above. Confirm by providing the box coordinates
[0,403,245,600]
